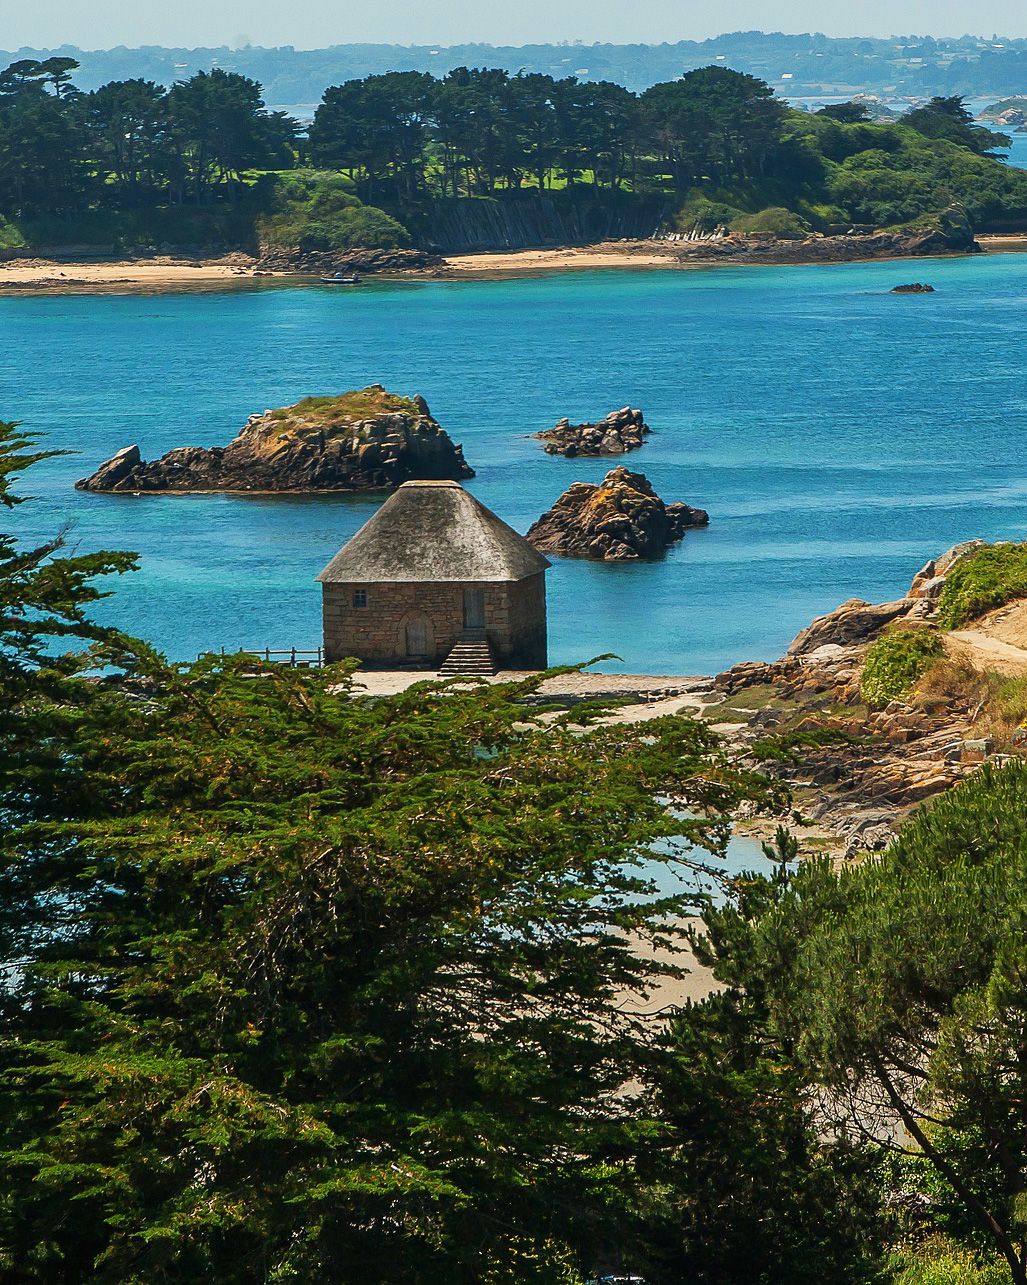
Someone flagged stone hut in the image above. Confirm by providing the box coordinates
[317,480,549,672]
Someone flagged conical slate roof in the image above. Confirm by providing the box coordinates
[317,480,550,584]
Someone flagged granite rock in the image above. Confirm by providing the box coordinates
[526,466,708,561]
[534,407,650,457]
[76,385,474,493]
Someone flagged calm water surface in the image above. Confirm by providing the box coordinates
[3,252,1027,674]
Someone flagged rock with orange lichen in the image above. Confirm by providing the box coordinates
[526,466,708,561]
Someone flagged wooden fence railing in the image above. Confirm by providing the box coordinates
[203,647,324,667]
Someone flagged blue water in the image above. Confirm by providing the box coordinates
[4,251,1027,674]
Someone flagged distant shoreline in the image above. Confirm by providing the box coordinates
[2,234,1026,294]
[432,233,1027,279]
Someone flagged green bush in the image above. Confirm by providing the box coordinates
[729,206,812,238]
[894,1244,1008,1285]
[0,216,27,252]
[936,544,1027,629]
[860,629,944,707]
[300,205,410,252]
[256,169,410,252]
[800,200,851,229]
[673,195,743,234]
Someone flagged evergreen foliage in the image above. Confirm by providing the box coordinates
[637,829,890,1284]
[0,432,783,1281]
[764,763,1027,1284]
[9,427,1027,1280]
[1,56,1025,253]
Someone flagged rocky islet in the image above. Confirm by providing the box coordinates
[533,407,650,457]
[76,385,474,493]
[526,466,709,561]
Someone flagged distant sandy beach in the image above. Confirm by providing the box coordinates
[439,232,1027,278]
[0,255,271,292]
[2,232,1026,293]
[978,233,1027,252]
[439,241,688,276]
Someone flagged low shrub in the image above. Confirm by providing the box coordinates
[914,655,1027,745]
[936,543,1027,628]
[750,725,868,763]
[860,629,944,707]
[729,206,812,238]
[673,195,743,235]
[0,215,27,252]
[255,169,410,253]
[893,1243,1008,1285]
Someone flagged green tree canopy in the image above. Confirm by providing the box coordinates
[902,96,1010,157]
[816,101,873,124]
[0,432,771,1281]
[641,66,789,191]
[766,764,1027,1284]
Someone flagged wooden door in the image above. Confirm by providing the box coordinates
[463,589,485,630]
[405,619,428,656]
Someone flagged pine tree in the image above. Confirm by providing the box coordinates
[0,429,762,1282]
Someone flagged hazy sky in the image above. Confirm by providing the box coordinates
[5,0,1026,49]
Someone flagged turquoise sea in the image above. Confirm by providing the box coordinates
[4,251,1027,675]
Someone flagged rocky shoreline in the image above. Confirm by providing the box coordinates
[0,223,1011,294]
[426,219,983,279]
[698,541,1011,859]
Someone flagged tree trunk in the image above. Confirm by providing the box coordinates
[873,1060,1027,1285]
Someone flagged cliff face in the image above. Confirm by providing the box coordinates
[419,193,668,253]
[76,386,474,493]
[526,466,708,560]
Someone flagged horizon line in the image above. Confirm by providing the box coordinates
[3,30,1026,56]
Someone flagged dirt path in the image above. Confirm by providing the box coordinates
[947,630,1027,675]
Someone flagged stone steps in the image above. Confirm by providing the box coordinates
[438,635,497,677]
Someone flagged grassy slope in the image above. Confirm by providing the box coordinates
[266,387,422,430]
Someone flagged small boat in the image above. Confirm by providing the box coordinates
[320,273,361,285]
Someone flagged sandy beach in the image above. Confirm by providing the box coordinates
[439,231,1027,278]
[978,233,1027,253]
[439,240,687,276]
[2,232,1026,293]
[0,255,271,292]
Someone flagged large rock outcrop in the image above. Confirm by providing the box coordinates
[526,466,708,561]
[533,407,649,457]
[76,386,474,493]
[785,540,988,655]
[786,598,913,656]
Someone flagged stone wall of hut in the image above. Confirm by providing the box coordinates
[322,573,547,669]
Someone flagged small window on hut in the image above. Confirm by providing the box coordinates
[353,588,368,608]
